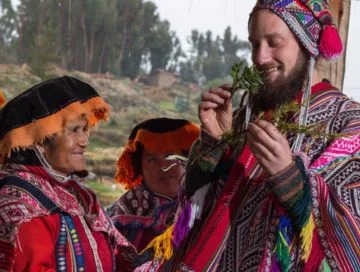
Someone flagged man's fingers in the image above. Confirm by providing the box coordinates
[246,131,273,161]
[199,101,219,110]
[247,122,275,151]
[253,119,283,141]
[219,84,232,91]
[208,87,231,99]
[201,92,227,105]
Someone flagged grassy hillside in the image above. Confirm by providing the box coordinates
[0,64,204,205]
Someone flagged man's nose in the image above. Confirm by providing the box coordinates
[253,44,271,67]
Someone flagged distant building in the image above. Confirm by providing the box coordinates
[139,69,178,88]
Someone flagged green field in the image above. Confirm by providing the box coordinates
[85,180,125,207]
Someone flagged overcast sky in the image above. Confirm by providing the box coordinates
[150,0,360,100]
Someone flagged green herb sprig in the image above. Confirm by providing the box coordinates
[190,62,343,166]
[230,63,263,96]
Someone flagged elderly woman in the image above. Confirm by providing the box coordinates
[107,118,200,252]
[0,76,134,271]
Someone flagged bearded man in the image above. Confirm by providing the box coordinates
[137,0,360,271]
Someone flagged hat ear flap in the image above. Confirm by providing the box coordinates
[115,144,142,189]
[319,24,343,60]
[0,91,6,108]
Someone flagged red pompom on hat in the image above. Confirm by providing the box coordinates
[319,24,343,60]
[304,0,343,60]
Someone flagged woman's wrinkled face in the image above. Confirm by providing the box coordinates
[141,151,185,198]
[41,116,90,175]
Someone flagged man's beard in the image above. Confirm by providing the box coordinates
[253,51,309,112]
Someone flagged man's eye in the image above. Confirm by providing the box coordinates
[269,40,280,47]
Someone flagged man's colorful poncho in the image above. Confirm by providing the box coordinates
[138,82,360,271]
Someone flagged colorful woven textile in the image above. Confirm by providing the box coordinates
[107,182,178,252]
[0,164,135,271]
[151,82,360,271]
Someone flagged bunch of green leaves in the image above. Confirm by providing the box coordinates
[262,101,319,135]
[229,62,342,140]
[230,63,263,96]
[190,62,344,166]
[190,63,263,165]
[266,101,343,140]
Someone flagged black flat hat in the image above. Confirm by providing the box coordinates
[0,76,110,163]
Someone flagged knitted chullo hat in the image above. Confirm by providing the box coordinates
[0,76,110,163]
[253,0,342,60]
[115,118,200,189]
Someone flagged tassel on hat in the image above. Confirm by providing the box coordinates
[319,24,343,60]
[301,0,343,60]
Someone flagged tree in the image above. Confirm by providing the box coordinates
[117,0,159,78]
[202,32,223,81]
[222,26,250,76]
[148,20,173,72]
[0,0,16,61]
[179,27,250,84]
[167,34,184,73]
[0,0,180,78]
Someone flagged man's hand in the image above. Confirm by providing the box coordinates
[246,119,292,175]
[198,85,232,140]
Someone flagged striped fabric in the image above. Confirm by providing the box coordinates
[151,82,360,272]
[0,164,134,271]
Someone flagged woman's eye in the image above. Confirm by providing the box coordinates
[148,157,157,163]
[69,126,79,133]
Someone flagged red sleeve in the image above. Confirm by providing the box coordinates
[12,214,60,272]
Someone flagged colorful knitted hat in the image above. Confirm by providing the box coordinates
[253,0,342,60]
[115,118,200,189]
[0,76,110,163]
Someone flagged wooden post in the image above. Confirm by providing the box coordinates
[317,0,351,91]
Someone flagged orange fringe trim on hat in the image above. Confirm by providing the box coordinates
[0,96,110,163]
[0,91,5,108]
[115,145,143,189]
[115,122,200,189]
